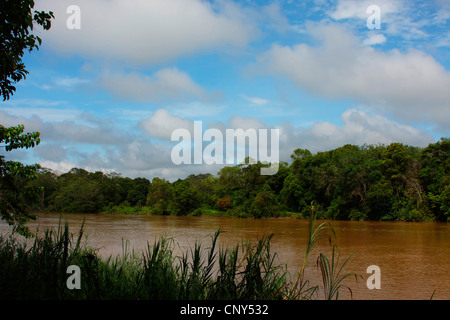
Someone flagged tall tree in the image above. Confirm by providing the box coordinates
[146,178,174,215]
[0,0,54,235]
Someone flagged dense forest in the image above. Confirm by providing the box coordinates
[20,138,450,222]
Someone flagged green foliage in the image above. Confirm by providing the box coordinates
[419,138,450,220]
[0,0,54,100]
[40,169,150,215]
[1,125,42,236]
[0,220,87,299]
[316,245,357,300]
[0,1,53,236]
[146,177,173,215]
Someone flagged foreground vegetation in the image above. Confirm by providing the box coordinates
[18,138,450,223]
[0,210,357,300]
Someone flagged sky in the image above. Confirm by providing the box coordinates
[1,0,450,181]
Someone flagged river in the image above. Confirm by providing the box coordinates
[1,212,449,300]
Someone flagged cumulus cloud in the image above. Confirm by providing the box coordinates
[228,115,268,131]
[138,108,433,173]
[286,109,435,154]
[139,109,194,139]
[36,140,178,180]
[36,144,68,162]
[38,159,78,174]
[3,106,434,181]
[100,68,220,103]
[255,23,450,130]
[36,0,255,66]
[362,33,386,46]
[261,2,291,34]
[0,110,127,146]
[328,0,445,43]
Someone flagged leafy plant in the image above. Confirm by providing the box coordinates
[316,245,357,300]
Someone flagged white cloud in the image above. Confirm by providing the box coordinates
[261,2,290,34]
[36,0,255,66]
[36,144,67,162]
[172,102,226,118]
[3,99,67,109]
[100,68,220,103]
[435,0,450,23]
[362,33,386,46]
[38,159,78,174]
[228,115,268,131]
[269,109,433,165]
[36,76,91,91]
[282,109,434,154]
[51,76,90,89]
[255,23,450,130]
[241,95,269,106]
[0,110,128,146]
[5,106,434,181]
[436,31,450,48]
[328,0,438,42]
[329,0,401,21]
[139,109,194,139]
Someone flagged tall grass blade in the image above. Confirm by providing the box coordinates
[316,245,357,300]
[290,204,335,299]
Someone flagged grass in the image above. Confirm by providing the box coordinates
[0,209,358,300]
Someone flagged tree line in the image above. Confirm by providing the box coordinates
[22,138,449,222]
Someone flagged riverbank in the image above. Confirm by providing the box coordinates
[99,204,304,219]
[53,203,448,223]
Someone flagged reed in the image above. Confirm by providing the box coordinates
[316,245,357,300]
[0,209,357,300]
[288,204,337,299]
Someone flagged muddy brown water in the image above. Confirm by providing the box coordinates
[1,213,449,300]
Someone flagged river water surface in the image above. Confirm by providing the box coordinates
[1,213,449,300]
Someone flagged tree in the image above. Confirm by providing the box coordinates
[1,0,54,100]
[48,169,104,213]
[25,167,58,211]
[0,125,41,235]
[249,189,278,218]
[419,138,450,221]
[381,143,410,192]
[290,148,312,161]
[170,179,201,215]
[146,178,173,215]
[0,1,54,235]
[127,177,150,207]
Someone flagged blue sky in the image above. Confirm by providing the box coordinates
[1,0,450,180]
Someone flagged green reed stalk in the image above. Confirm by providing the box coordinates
[289,204,335,299]
[316,244,357,300]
